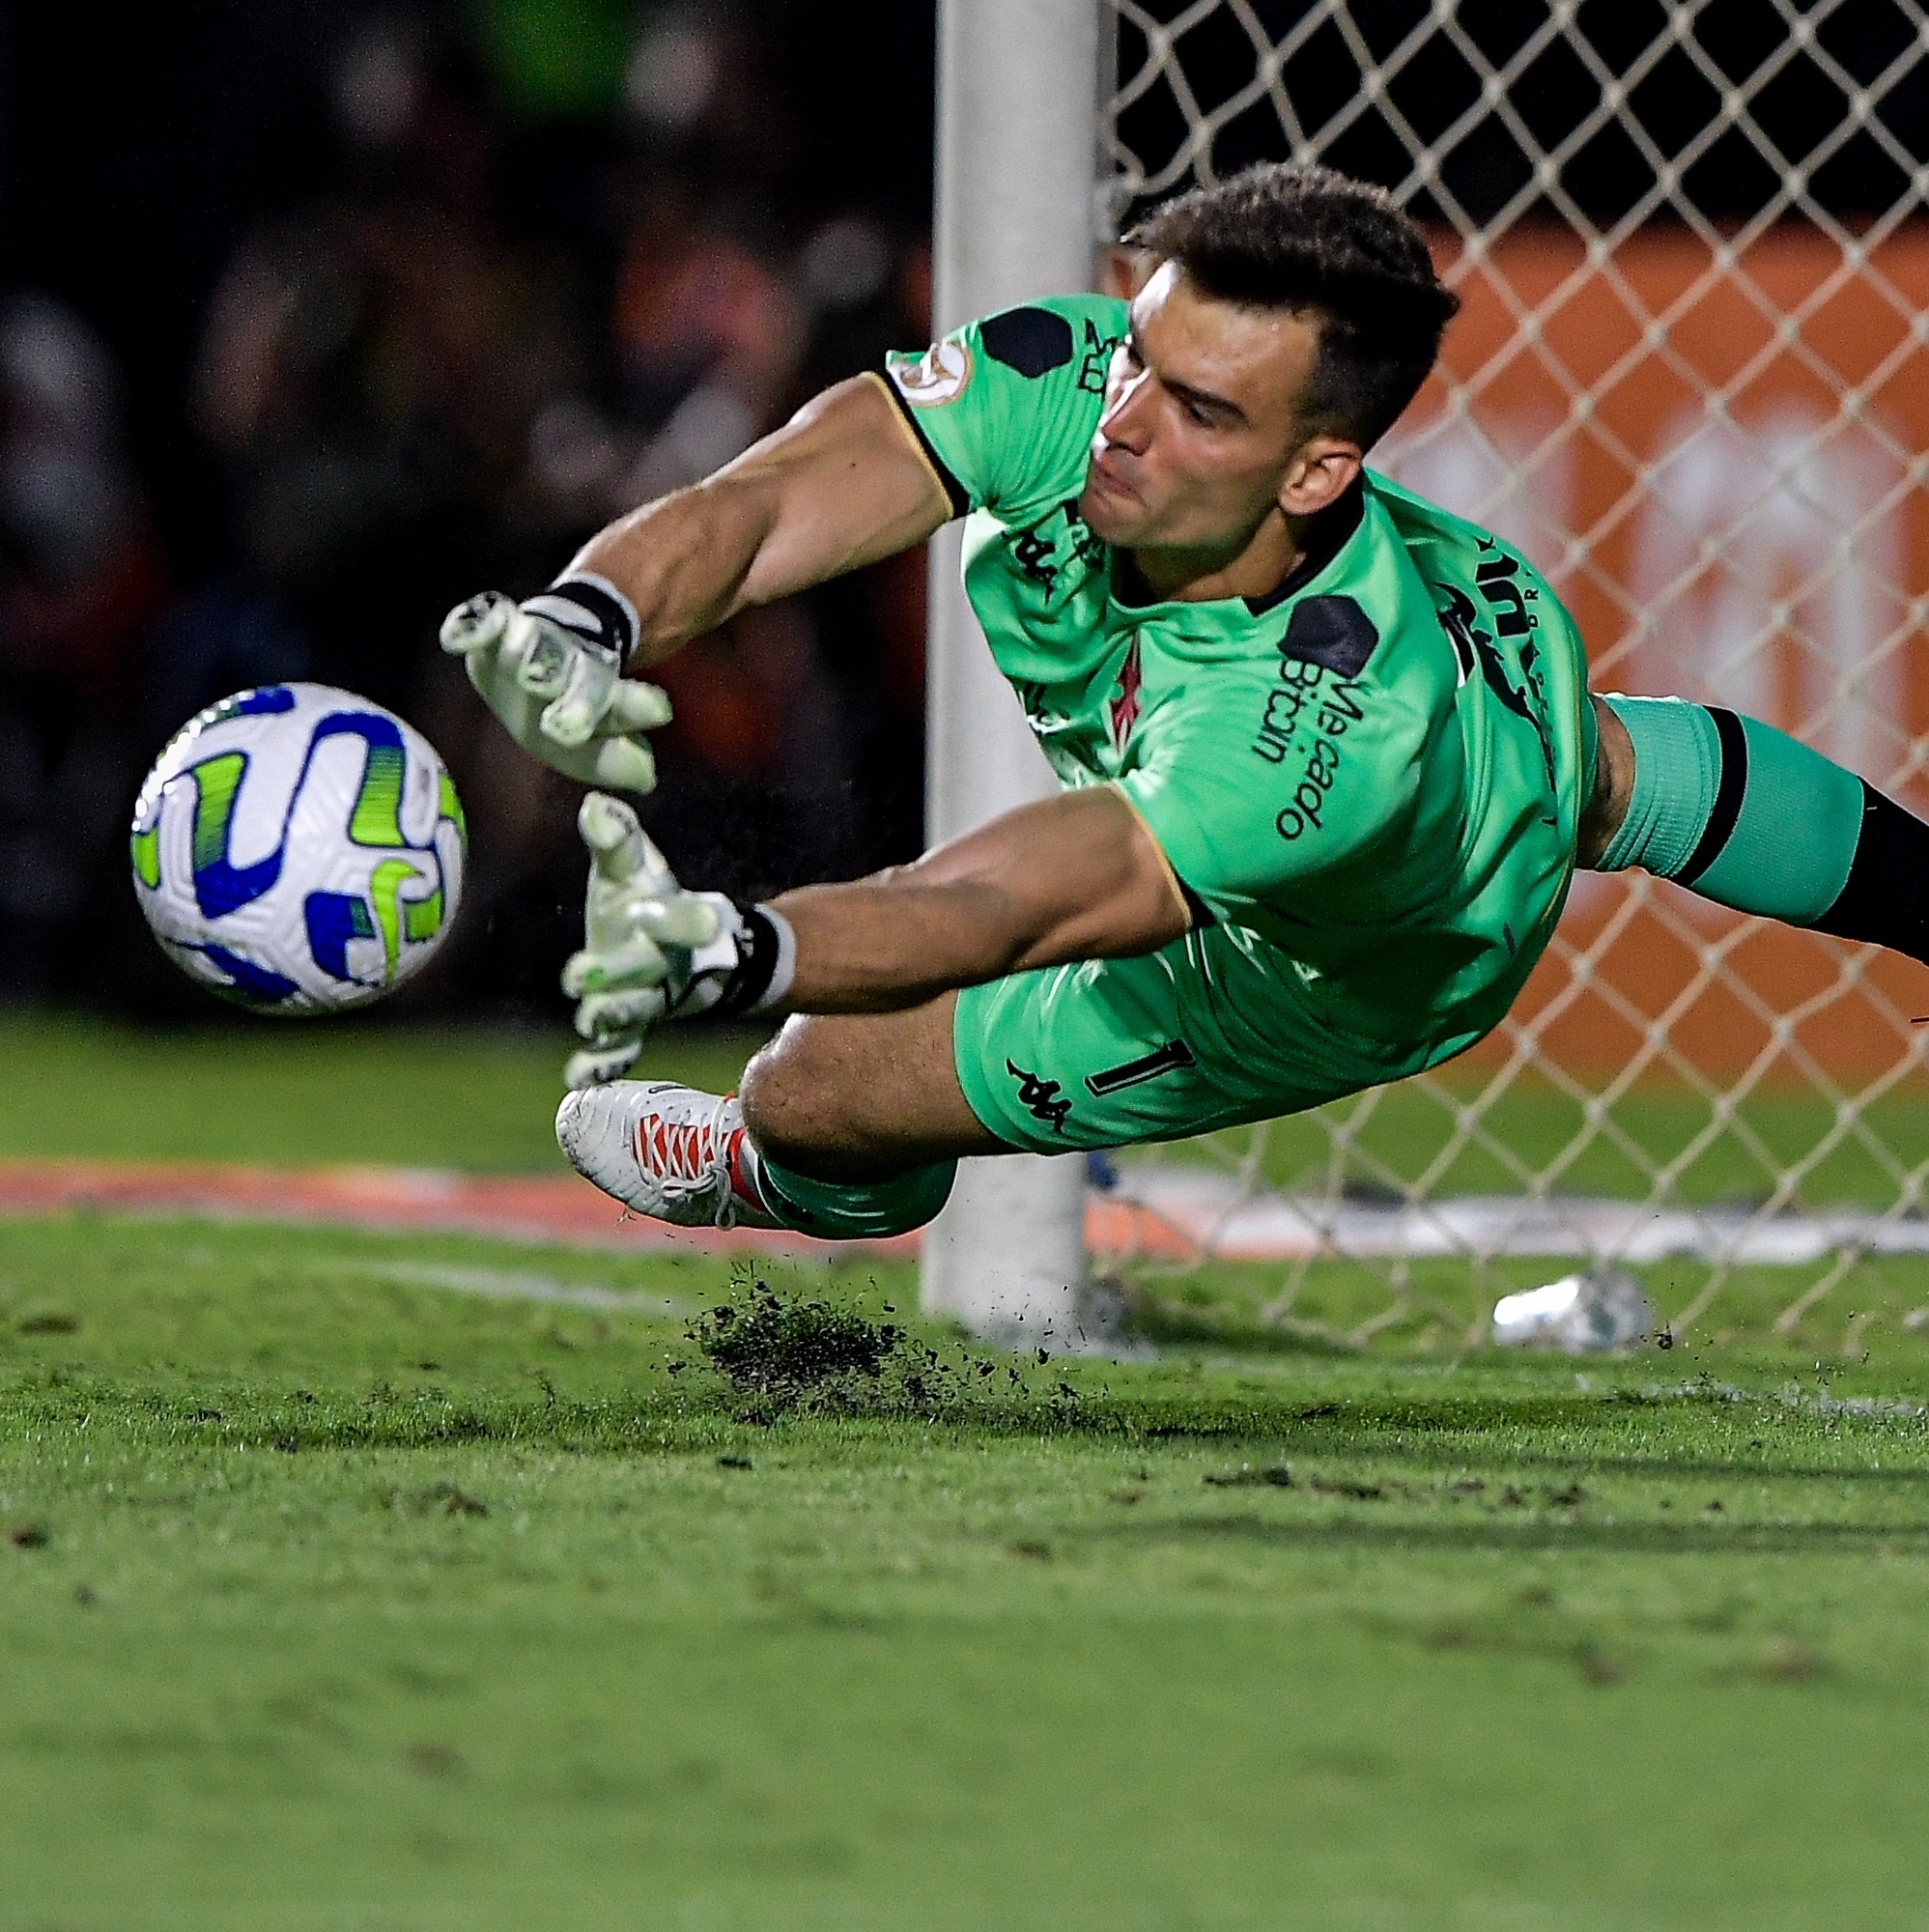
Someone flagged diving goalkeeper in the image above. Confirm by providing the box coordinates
[444,162,1929,1240]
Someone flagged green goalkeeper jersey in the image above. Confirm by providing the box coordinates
[883,295,1594,1074]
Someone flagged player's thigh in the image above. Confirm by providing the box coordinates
[954,949,1273,1153]
[739,993,1006,1179]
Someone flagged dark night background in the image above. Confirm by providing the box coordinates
[1,0,1923,1022]
[0,0,936,1019]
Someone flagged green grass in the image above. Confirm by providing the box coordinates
[0,1013,769,1171]
[12,1011,1928,1210]
[5,1214,1929,1929]
[1118,1251,1916,1363]
[7,1011,1929,1925]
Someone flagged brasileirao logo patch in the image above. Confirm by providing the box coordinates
[888,339,972,408]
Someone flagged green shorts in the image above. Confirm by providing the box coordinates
[954,926,1453,1155]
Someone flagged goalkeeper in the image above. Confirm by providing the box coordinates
[445,162,1929,1240]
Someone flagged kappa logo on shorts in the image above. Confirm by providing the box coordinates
[1085,1039,1197,1097]
[1006,1060,1071,1134]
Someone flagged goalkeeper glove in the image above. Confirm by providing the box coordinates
[440,575,671,794]
[560,792,797,1090]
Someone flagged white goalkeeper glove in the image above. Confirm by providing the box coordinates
[440,576,672,795]
[559,791,797,1090]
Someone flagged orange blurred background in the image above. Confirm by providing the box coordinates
[1388,226,1929,1082]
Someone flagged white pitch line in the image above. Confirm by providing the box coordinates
[324,1259,697,1317]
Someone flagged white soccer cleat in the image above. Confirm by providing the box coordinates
[554,1080,779,1230]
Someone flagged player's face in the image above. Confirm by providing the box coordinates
[1079,262,1355,554]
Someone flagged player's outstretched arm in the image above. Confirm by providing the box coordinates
[768,786,1193,1012]
[562,783,1191,1084]
[572,374,955,666]
[444,375,952,792]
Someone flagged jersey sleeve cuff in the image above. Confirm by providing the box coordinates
[1108,781,1214,930]
[870,369,970,519]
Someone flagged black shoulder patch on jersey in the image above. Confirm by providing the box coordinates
[979,306,1075,379]
[1280,595,1379,678]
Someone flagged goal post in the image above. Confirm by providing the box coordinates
[918,0,1100,1348]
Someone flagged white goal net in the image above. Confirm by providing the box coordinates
[1096,0,1929,1351]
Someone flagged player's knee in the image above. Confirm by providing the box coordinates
[741,999,982,1180]
[739,1017,839,1167]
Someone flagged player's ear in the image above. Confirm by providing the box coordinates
[1277,434,1363,518]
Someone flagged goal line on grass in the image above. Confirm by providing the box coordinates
[6,1157,1928,1273]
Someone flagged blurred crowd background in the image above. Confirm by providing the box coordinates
[0,0,935,1018]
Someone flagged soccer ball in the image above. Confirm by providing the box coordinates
[129,683,468,1014]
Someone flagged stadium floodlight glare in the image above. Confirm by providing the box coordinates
[919,0,1101,1350]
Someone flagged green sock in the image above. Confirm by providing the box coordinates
[751,1148,956,1240]
[1599,695,1865,923]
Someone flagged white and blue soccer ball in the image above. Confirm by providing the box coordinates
[129,682,467,1014]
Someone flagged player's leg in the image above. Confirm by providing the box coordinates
[554,994,1003,1237]
[556,938,1335,1236]
[743,939,1328,1233]
[1585,694,1929,960]
[738,996,1005,1178]
[725,998,1002,1236]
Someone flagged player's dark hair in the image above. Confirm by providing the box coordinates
[1127,163,1459,449]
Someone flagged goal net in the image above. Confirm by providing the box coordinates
[1096,0,1929,1352]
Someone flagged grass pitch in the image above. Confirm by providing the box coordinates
[4,1014,1929,1927]
[12,1009,1929,1208]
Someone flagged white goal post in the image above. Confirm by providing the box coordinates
[925,0,1929,1351]
[918,0,1099,1347]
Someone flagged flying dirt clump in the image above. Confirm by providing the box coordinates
[683,1277,1080,1423]
[689,1281,904,1410]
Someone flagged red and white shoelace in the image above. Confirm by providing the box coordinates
[632,1091,747,1228]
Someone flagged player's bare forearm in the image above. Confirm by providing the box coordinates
[767,787,1192,1012]
[567,375,952,668]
